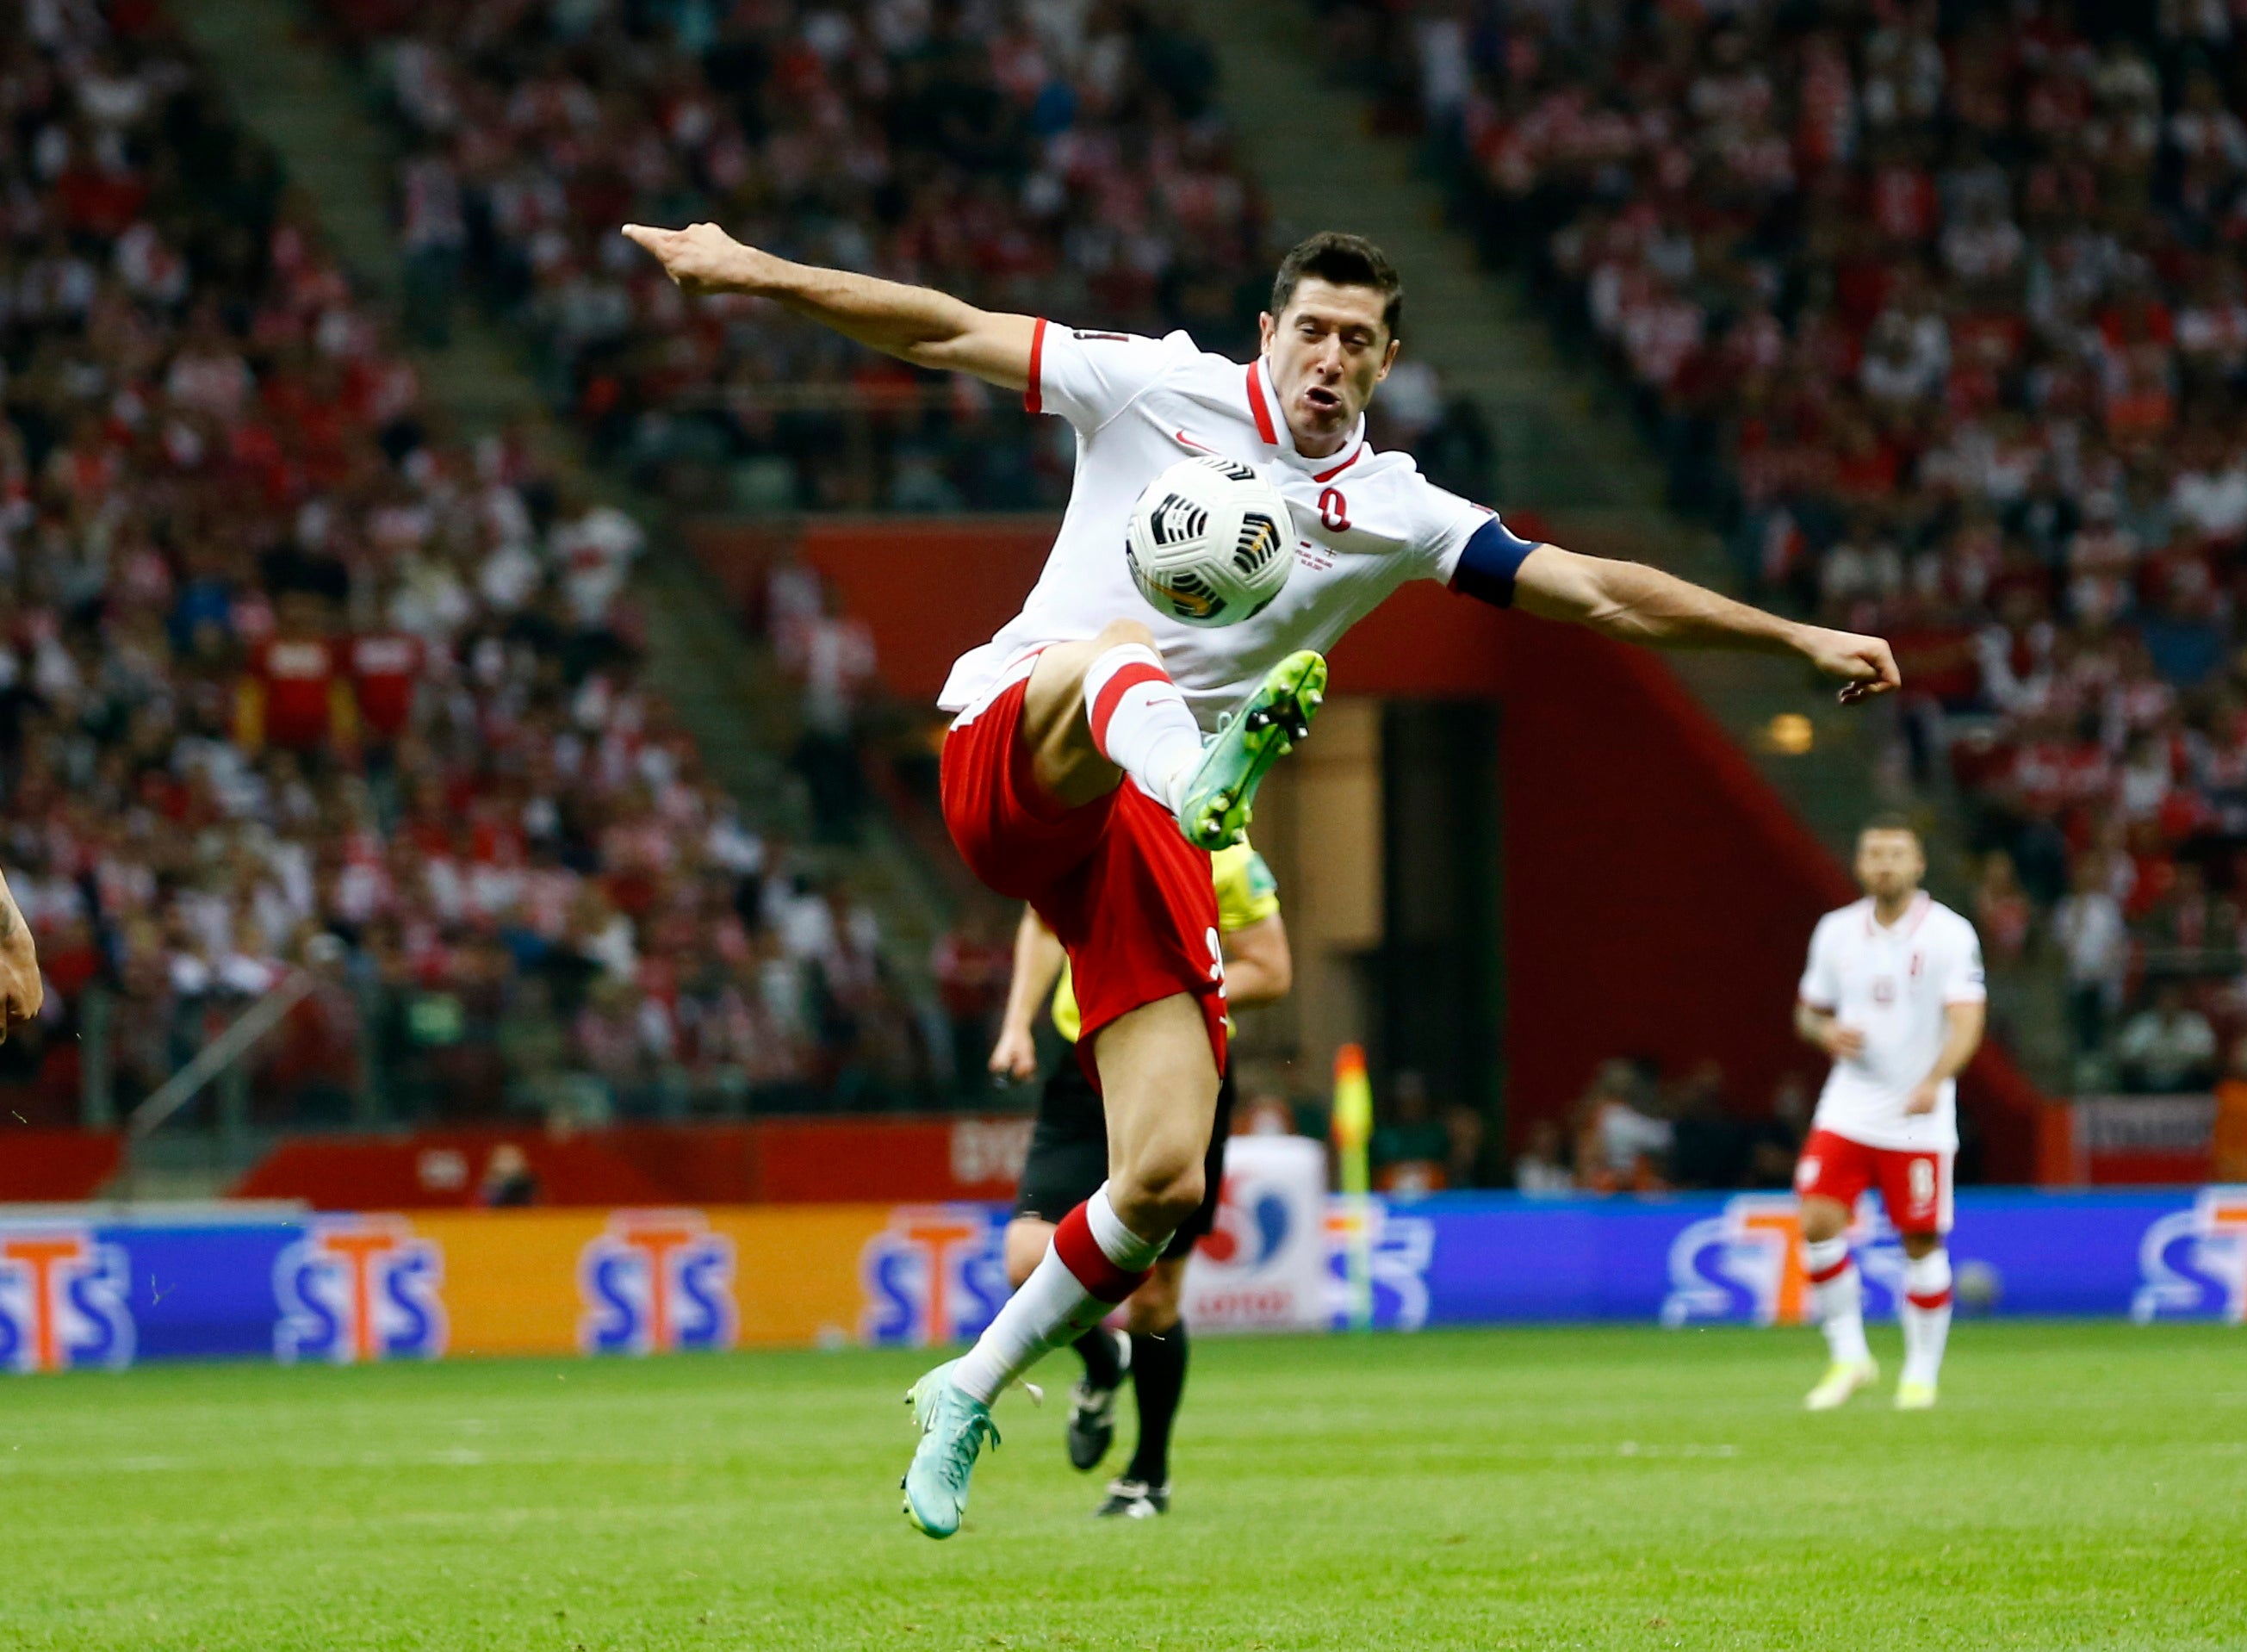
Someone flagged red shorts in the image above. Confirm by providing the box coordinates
[940,668,1226,1080]
[1794,1128,1953,1237]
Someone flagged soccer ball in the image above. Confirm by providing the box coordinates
[1124,454,1294,628]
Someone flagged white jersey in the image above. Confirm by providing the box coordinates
[1797,893,1987,1152]
[938,324,1511,729]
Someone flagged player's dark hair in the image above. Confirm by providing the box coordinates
[1859,811,1921,842]
[1269,233,1404,339]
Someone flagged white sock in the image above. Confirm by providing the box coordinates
[1084,643,1202,817]
[1803,1236,1870,1366]
[953,1184,1170,1404]
[1901,1249,1953,1388]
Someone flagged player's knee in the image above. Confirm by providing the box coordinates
[1113,1144,1204,1234]
[1900,1233,1942,1261]
[1798,1198,1848,1244]
[1089,617,1158,655]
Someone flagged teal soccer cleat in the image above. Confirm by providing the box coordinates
[1175,649,1326,850]
[901,1360,999,1539]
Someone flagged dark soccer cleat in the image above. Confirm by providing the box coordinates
[1065,1330,1130,1471]
[1094,1477,1170,1519]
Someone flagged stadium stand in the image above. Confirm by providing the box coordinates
[315,0,1274,512]
[1324,0,2247,1084]
[0,0,939,1134]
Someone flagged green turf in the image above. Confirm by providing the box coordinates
[4,1323,2244,1650]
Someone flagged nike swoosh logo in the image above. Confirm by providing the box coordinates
[1173,429,1217,453]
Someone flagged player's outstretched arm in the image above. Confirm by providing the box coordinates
[1511,544,1900,705]
[1220,913,1292,1009]
[621,222,1038,391]
[0,869,41,1043]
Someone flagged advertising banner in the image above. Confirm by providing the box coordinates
[1182,1135,1330,1332]
[2,1187,2240,1373]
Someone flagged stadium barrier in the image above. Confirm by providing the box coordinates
[4,1153,2241,1373]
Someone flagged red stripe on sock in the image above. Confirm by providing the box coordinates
[1088,660,1171,756]
[1905,1289,1952,1311]
[1053,1202,1148,1304]
[1805,1258,1853,1285]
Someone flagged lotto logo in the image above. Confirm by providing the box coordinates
[859,1205,1009,1348]
[0,1227,133,1374]
[2132,1188,2247,1323]
[1662,1196,1903,1326]
[580,1211,736,1356]
[274,1216,446,1364]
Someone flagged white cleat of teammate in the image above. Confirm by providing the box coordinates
[1893,1378,1938,1411]
[1804,1357,1879,1411]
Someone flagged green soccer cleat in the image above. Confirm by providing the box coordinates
[901,1359,999,1539]
[1176,650,1326,850]
[1893,1379,1938,1411]
[1803,1357,1878,1412]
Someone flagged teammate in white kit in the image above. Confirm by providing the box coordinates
[1793,817,1987,1411]
[625,220,1903,1537]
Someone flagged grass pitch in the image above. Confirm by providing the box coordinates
[5,1323,2244,1651]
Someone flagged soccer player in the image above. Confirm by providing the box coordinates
[988,840,1290,1519]
[1792,816,1986,1411]
[625,219,1900,1538]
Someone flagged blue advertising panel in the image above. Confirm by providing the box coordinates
[0,1188,2239,1373]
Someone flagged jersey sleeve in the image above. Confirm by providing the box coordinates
[1213,845,1281,932]
[1940,919,1989,1005]
[1797,916,1840,1011]
[1025,322,1193,432]
[1406,475,1540,608]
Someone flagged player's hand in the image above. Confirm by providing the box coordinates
[1825,1023,1866,1060]
[1797,626,1901,705]
[0,896,42,1044]
[988,1023,1039,1084]
[1903,1080,1940,1115]
[620,222,775,298]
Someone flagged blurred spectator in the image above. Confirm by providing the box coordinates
[1571,1059,1672,1194]
[1371,1070,1449,1193]
[1745,1075,1811,1189]
[2054,859,2130,1055]
[1666,1060,1747,1189]
[476,1141,538,1207]
[1442,1096,1486,1190]
[2115,982,2219,1092]
[1511,1118,1574,1196]
[2215,1036,2247,1180]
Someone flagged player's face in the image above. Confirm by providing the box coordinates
[1259,279,1400,454]
[1854,829,1926,902]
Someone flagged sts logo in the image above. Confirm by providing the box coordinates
[580,1211,736,1356]
[274,1216,447,1363]
[2132,1187,2247,1323]
[1661,1195,1903,1326]
[860,1205,1009,1347]
[1321,1201,1437,1332]
[0,1227,133,1374]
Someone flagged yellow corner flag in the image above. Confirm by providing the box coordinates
[1333,1044,1374,1332]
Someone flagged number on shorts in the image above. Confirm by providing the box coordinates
[1908,1157,1935,1213]
[1207,926,1226,998]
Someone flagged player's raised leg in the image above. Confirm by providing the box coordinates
[1798,1192,1878,1410]
[903,994,1218,1537]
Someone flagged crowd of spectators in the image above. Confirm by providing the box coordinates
[0,0,943,1129]
[1326,0,2247,1086]
[318,0,1276,513]
[1505,1057,1814,1196]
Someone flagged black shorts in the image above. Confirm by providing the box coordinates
[1011,1059,1236,1262]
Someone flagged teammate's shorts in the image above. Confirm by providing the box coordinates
[1012,1058,1238,1261]
[1794,1127,1953,1238]
[940,659,1225,1080]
